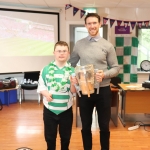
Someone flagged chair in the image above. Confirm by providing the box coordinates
[19,71,40,104]
[110,76,121,88]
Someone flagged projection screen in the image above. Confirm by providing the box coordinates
[0,8,59,73]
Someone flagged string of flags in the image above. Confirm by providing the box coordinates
[103,17,150,30]
[65,4,86,18]
[65,4,150,30]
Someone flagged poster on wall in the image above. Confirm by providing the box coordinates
[115,26,130,34]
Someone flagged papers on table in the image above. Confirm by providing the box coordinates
[125,84,147,90]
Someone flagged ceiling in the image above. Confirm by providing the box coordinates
[0,0,150,10]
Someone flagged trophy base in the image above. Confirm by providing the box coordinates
[82,90,94,95]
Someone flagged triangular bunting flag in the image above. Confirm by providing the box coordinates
[103,17,108,25]
[65,4,72,10]
[73,7,79,16]
[110,19,115,28]
[137,21,143,28]
[124,21,129,29]
[80,10,86,18]
[144,21,149,27]
[130,21,136,30]
[117,20,122,27]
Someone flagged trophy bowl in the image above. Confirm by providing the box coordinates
[75,64,94,96]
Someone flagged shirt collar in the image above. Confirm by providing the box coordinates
[52,61,70,68]
[87,34,101,42]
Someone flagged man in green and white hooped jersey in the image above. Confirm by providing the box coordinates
[37,41,77,150]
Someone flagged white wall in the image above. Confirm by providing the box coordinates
[62,7,150,44]
[97,8,150,45]
[63,7,150,84]
[1,6,150,101]
[138,73,150,83]
[0,6,60,101]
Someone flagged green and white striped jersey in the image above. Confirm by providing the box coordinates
[37,61,75,115]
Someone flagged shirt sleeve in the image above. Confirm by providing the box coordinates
[37,68,48,93]
[104,45,120,78]
[68,43,80,67]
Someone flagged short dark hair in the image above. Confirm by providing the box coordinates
[54,41,69,51]
[84,13,101,24]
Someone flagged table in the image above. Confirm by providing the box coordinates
[118,84,150,126]
[0,87,18,106]
[75,86,119,127]
[111,87,119,126]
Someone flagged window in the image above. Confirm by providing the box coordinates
[75,27,103,43]
[136,26,150,70]
[69,25,107,53]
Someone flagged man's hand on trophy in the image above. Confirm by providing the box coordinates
[95,70,105,82]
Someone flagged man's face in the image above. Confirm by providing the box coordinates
[53,45,70,62]
[85,17,101,37]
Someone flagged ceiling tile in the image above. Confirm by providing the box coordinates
[45,0,70,7]
[0,0,150,9]
[139,2,150,8]
[0,0,20,2]
[95,0,120,7]
[117,0,146,7]
[20,0,48,6]
[71,2,95,7]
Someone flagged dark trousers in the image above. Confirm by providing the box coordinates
[79,86,112,150]
[43,106,73,150]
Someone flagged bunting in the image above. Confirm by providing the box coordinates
[130,22,136,30]
[144,21,149,27]
[73,7,79,16]
[110,19,115,28]
[124,21,129,29]
[65,4,72,10]
[80,10,86,18]
[65,4,150,30]
[137,22,143,28]
[117,20,122,27]
[103,17,108,25]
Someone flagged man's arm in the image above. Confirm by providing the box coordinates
[37,69,53,102]
[68,45,80,67]
[104,45,120,78]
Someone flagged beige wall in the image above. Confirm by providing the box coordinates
[62,7,150,45]
[62,7,150,83]
[1,5,150,47]
[0,6,149,100]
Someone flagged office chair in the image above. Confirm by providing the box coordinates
[110,76,122,101]
[19,71,41,104]
[110,76,121,88]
